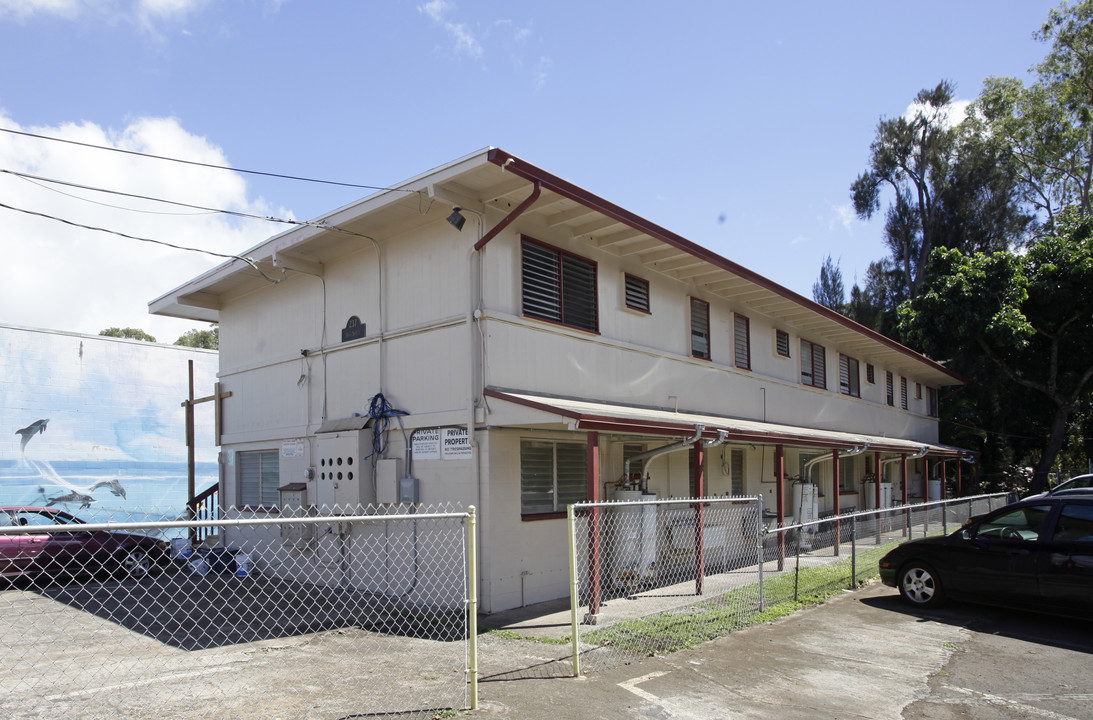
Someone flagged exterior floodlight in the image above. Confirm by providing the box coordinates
[446,207,466,231]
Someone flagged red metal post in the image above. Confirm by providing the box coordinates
[587,432,602,617]
[693,438,705,596]
[776,444,785,571]
[831,448,840,557]
[941,459,948,500]
[957,460,963,497]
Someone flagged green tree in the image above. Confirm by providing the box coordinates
[846,259,905,339]
[174,326,219,350]
[811,255,845,311]
[851,82,959,298]
[99,327,157,343]
[899,212,1093,493]
[972,0,1093,230]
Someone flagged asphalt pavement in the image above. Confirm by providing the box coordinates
[477,581,1093,720]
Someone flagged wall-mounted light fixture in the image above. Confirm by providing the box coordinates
[446,206,466,231]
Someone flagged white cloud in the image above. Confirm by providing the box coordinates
[419,0,482,58]
[0,113,286,342]
[790,235,809,247]
[0,0,210,30]
[830,203,855,232]
[902,99,971,130]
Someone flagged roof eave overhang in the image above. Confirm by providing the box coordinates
[484,388,972,458]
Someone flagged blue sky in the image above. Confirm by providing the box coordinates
[0,0,1061,341]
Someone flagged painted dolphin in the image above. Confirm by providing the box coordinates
[16,419,49,452]
[46,491,96,510]
[89,477,127,500]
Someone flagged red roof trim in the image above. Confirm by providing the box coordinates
[485,149,965,385]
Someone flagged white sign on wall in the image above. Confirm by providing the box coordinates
[412,428,441,460]
[442,427,472,459]
[411,426,473,460]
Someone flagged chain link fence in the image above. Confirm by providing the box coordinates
[0,503,475,720]
[567,497,765,674]
[566,493,1012,674]
[763,493,1011,610]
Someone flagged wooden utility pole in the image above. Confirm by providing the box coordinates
[181,359,232,517]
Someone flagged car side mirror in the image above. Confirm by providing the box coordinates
[961,528,976,542]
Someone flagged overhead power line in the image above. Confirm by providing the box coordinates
[1,167,381,241]
[0,200,285,283]
[0,126,415,193]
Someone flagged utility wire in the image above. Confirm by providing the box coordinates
[1,167,381,241]
[0,126,415,193]
[0,200,285,283]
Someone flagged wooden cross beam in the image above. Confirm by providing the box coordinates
[181,360,232,518]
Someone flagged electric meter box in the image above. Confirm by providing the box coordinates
[315,424,372,511]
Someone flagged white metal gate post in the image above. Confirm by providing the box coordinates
[468,505,479,710]
[567,503,581,678]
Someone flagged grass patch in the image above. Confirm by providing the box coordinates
[579,540,905,656]
[486,628,570,645]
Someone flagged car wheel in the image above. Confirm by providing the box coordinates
[898,561,944,608]
[122,548,152,578]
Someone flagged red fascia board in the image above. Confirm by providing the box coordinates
[485,148,965,386]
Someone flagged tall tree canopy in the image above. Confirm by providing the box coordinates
[99,327,156,343]
[851,82,959,299]
[811,255,845,311]
[899,212,1093,493]
[972,0,1093,230]
[175,327,219,350]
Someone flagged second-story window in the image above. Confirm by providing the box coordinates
[624,274,650,314]
[886,371,895,406]
[775,329,790,358]
[733,314,750,370]
[521,237,598,333]
[690,297,710,360]
[801,339,826,389]
[839,354,860,397]
[926,387,939,417]
[900,376,909,410]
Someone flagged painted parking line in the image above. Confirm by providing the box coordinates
[944,686,1086,720]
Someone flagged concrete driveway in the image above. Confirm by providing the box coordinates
[478,581,1093,720]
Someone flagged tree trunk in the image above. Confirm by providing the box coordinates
[1032,401,1074,494]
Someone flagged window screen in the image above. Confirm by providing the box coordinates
[239,450,280,507]
[521,238,598,332]
[734,314,751,370]
[521,439,587,515]
[625,274,650,313]
[690,298,710,360]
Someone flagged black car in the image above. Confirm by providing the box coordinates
[879,491,1093,616]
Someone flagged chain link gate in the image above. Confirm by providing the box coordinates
[0,503,476,719]
[567,496,765,674]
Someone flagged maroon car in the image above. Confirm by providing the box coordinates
[0,506,169,583]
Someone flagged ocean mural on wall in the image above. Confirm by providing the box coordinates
[1,324,219,522]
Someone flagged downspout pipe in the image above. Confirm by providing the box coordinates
[473,181,541,252]
[466,179,541,613]
[624,425,705,493]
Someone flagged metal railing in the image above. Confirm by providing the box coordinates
[566,493,1010,675]
[186,481,220,544]
[763,493,1009,608]
[0,503,476,720]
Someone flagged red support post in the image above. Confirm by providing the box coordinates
[693,438,706,596]
[941,459,948,500]
[776,444,785,571]
[831,448,840,557]
[587,432,602,617]
[957,461,963,497]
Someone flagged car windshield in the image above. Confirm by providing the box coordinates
[15,511,84,527]
[977,504,1052,541]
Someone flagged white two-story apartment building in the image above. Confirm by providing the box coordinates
[151,148,970,613]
